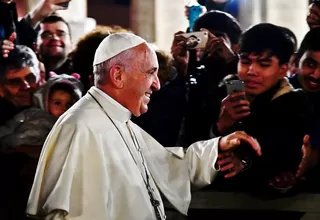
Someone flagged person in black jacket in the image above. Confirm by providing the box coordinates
[213,23,310,193]
[171,10,242,147]
[289,27,320,182]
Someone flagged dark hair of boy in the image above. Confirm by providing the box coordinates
[239,23,295,65]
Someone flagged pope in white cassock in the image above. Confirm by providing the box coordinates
[26,32,261,220]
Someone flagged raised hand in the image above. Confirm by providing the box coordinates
[171,31,189,76]
[30,0,71,27]
[1,32,16,58]
[201,28,237,63]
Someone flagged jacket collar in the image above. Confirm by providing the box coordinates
[271,77,294,100]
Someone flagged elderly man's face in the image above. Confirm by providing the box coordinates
[0,66,40,107]
[122,44,160,117]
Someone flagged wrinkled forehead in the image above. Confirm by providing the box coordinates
[136,43,159,70]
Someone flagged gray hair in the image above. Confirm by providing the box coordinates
[0,45,40,83]
[93,48,138,86]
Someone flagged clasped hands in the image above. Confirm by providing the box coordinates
[217,131,261,178]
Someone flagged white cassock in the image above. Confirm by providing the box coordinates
[26,86,220,220]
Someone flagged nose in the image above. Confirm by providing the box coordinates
[247,63,259,76]
[313,67,320,78]
[52,33,60,40]
[20,80,31,90]
[151,74,161,91]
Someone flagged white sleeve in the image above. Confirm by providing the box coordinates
[185,138,220,188]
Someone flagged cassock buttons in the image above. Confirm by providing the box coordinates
[151,198,160,207]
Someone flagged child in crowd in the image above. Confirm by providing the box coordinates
[0,73,83,153]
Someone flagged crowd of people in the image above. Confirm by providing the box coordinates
[0,0,320,219]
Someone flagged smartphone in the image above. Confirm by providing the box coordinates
[225,80,246,102]
[176,31,208,50]
[56,1,69,8]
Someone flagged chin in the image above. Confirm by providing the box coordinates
[139,106,148,115]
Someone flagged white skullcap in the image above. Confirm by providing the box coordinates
[93,32,147,65]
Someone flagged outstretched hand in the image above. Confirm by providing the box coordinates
[1,32,16,58]
[296,134,320,179]
[269,134,320,193]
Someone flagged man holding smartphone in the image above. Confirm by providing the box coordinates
[171,10,242,147]
[213,24,310,194]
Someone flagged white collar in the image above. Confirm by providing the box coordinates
[88,87,132,123]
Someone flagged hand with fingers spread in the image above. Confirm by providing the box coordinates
[171,31,189,76]
[201,28,236,63]
[1,32,16,58]
[30,0,71,27]
[216,92,250,134]
[296,134,320,179]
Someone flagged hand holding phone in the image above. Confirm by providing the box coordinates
[225,80,247,102]
[176,31,208,50]
[201,28,236,63]
[216,80,250,133]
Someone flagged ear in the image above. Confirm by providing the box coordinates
[109,65,125,89]
[279,63,289,78]
[231,44,239,54]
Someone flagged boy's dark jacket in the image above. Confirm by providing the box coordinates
[212,75,310,190]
